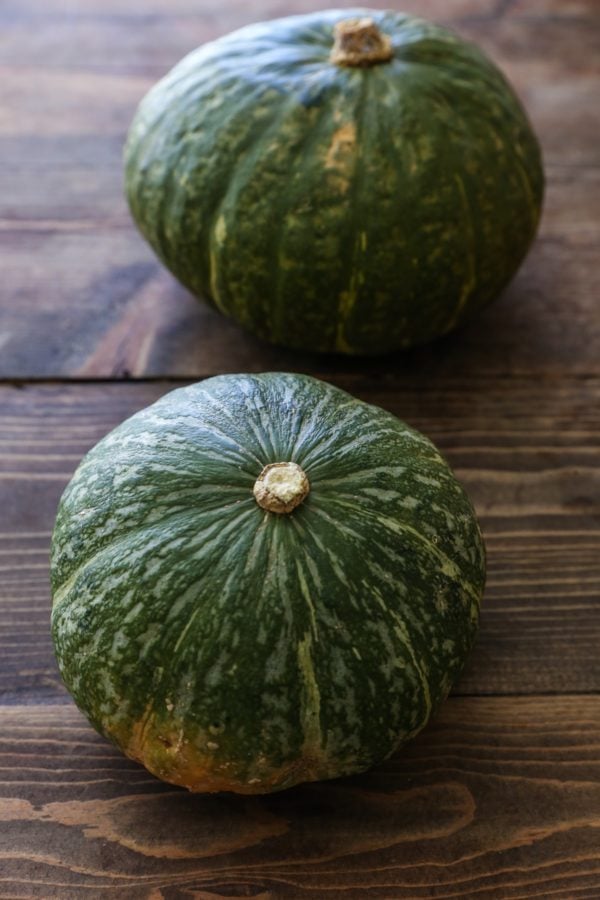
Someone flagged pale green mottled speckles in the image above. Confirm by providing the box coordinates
[51,373,485,793]
[214,215,227,245]
[400,496,419,510]
[295,561,319,639]
[447,173,477,330]
[297,632,323,753]
[415,474,442,488]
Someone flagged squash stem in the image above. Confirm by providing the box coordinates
[330,18,393,68]
[253,462,310,514]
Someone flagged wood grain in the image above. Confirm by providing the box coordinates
[0,0,598,378]
[1,378,598,704]
[1,697,599,898]
[1,1,599,895]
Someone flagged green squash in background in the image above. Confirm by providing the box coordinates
[51,373,486,793]
[125,9,543,354]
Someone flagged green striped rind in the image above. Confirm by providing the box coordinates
[51,374,485,793]
[124,8,544,354]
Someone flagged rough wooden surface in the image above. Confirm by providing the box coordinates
[2,697,600,898]
[1,0,599,897]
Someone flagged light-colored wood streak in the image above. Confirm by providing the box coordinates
[0,699,599,897]
[1,0,599,895]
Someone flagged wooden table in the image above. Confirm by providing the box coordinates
[2,0,599,896]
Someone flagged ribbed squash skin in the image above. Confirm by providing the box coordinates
[51,374,485,794]
[124,8,543,354]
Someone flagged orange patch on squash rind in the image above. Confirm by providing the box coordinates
[114,711,341,795]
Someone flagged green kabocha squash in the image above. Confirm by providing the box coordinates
[51,373,485,794]
[124,9,543,355]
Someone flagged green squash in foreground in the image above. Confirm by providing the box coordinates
[51,374,485,793]
[125,8,543,354]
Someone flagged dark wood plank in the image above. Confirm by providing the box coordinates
[0,0,503,32]
[1,379,598,703]
[0,1,598,378]
[507,0,600,17]
[1,1,598,893]
[1,697,599,898]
